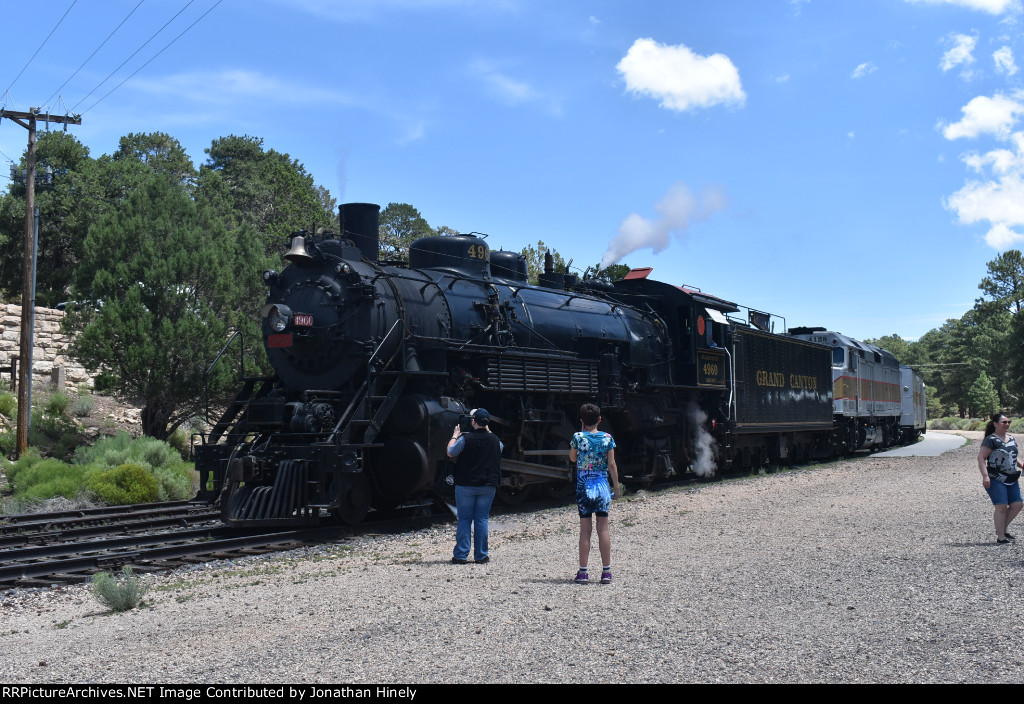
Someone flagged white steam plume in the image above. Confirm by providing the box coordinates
[687,402,719,477]
[601,182,728,267]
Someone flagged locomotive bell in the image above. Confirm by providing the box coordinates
[285,234,314,263]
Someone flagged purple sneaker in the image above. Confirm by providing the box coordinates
[573,570,589,583]
[600,570,612,584]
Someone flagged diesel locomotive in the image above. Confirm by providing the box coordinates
[193,203,926,526]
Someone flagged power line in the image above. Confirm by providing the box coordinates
[42,0,147,109]
[2,0,79,99]
[81,0,223,116]
[71,0,197,113]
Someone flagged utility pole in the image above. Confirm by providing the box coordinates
[0,108,81,456]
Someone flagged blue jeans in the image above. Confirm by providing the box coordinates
[454,485,496,561]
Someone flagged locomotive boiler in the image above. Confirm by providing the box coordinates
[194,202,925,527]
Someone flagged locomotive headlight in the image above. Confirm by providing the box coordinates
[260,303,293,332]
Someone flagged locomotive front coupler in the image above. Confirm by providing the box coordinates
[227,454,264,482]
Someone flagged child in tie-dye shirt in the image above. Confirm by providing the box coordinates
[569,403,620,585]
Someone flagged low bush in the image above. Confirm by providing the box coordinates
[91,566,149,612]
[85,463,161,505]
[0,431,15,458]
[28,408,79,460]
[0,391,15,418]
[45,391,71,417]
[4,447,44,485]
[151,463,194,501]
[71,395,96,418]
[93,371,118,396]
[167,427,191,460]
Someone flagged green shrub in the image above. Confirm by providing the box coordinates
[28,407,80,460]
[74,432,133,466]
[44,391,70,416]
[4,447,43,484]
[91,566,149,612]
[21,473,88,502]
[167,427,191,460]
[93,371,118,396]
[0,431,14,458]
[86,463,160,505]
[5,456,89,502]
[142,441,171,469]
[75,432,186,475]
[71,395,96,417]
[152,463,194,500]
[0,391,15,418]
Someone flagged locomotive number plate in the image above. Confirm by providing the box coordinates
[294,313,313,327]
[697,350,727,387]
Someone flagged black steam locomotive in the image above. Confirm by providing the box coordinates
[194,203,924,526]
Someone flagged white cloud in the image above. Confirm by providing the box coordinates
[851,62,878,78]
[994,46,1019,74]
[940,33,977,72]
[985,222,1024,247]
[616,38,745,112]
[944,100,1024,248]
[940,93,1024,139]
[775,73,791,83]
[600,182,729,266]
[907,0,1021,14]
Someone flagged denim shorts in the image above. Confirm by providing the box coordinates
[986,479,1023,506]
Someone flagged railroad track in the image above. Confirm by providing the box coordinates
[0,500,442,589]
[0,501,222,548]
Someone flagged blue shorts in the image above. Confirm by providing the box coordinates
[576,471,611,517]
[986,480,1023,506]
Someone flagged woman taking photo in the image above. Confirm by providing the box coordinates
[978,413,1024,544]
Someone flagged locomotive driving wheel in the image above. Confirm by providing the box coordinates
[330,472,371,524]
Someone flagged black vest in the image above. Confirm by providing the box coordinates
[454,429,502,487]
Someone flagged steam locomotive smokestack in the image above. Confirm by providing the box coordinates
[340,203,381,262]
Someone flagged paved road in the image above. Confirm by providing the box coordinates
[874,430,967,457]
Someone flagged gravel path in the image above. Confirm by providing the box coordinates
[1,432,1019,684]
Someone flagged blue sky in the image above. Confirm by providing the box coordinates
[2,0,1024,342]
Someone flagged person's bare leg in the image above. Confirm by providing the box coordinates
[596,516,611,567]
[579,517,593,567]
[1006,501,1023,534]
[995,504,1009,539]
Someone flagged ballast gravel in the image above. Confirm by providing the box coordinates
[0,432,1019,684]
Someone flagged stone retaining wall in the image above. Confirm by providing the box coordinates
[0,303,94,390]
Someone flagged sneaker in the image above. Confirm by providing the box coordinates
[573,570,589,583]
[475,556,490,564]
[600,570,612,584]
[451,557,469,564]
